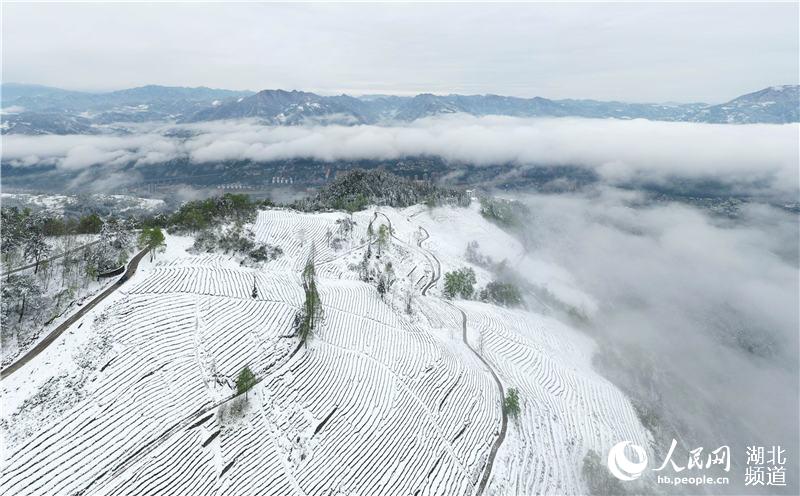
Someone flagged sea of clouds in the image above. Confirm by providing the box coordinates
[3,115,798,198]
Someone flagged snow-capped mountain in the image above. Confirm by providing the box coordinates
[182,91,708,124]
[0,111,97,135]
[690,85,800,124]
[185,89,368,125]
[0,84,253,133]
[181,86,798,125]
[2,84,798,134]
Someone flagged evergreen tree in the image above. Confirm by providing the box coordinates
[377,277,387,299]
[295,245,323,345]
[479,281,523,307]
[503,387,521,418]
[377,224,389,256]
[236,366,257,398]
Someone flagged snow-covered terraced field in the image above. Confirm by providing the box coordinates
[1,203,651,495]
[459,303,650,495]
[251,209,369,271]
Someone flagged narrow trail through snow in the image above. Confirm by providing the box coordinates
[451,304,507,496]
[394,208,506,496]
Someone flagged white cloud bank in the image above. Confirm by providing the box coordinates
[511,189,798,484]
[2,115,798,195]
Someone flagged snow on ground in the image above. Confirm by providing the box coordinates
[2,234,107,366]
[0,235,194,447]
[0,193,166,215]
[383,203,651,494]
[0,205,650,495]
[0,274,112,366]
[461,302,650,495]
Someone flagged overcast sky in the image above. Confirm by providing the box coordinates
[2,2,798,102]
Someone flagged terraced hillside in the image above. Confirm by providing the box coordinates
[0,203,650,495]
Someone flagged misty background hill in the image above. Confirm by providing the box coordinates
[2,83,798,135]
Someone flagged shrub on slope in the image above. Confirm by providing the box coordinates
[503,387,521,418]
[443,267,476,299]
[479,281,524,308]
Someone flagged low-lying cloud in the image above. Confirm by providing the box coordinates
[508,188,799,493]
[2,115,798,197]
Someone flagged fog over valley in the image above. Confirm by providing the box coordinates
[3,116,798,204]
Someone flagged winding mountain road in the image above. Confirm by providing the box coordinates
[373,211,440,296]
[375,209,506,495]
[452,304,508,496]
[417,226,440,296]
[1,247,150,380]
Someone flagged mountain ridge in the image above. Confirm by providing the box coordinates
[1,83,797,134]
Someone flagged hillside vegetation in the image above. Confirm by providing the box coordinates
[294,169,471,212]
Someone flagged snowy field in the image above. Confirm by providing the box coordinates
[0,203,650,495]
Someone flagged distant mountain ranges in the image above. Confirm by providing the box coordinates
[1,83,798,134]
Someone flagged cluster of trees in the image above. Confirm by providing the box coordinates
[326,217,356,251]
[2,208,50,275]
[294,169,471,212]
[1,209,119,276]
[192,226,282,265]
[479,281,523,307]
[355,221,396,300]
[1,207,136,355]
[376,262,396,300]
[2,274,47,327]
[332,193,369,214]
[159,193,285,265]
[479,197,531,229]
[443,266,524,307]
[2,208,136,280]
[465,240,493,268]
[164,194,270,233]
